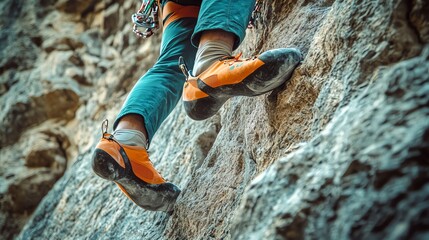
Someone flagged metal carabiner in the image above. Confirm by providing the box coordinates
[131,0,159,38]
[101,119,109,137]
[178,56,193,81]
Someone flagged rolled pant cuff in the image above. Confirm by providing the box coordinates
[191,0,255,50]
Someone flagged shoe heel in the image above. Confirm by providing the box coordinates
[184,96,228,120]
[92,149,125,181]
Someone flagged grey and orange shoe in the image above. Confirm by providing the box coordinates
[181,48,302,120]
[91,121,180,212]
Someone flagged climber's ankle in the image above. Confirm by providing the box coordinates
[193,30,235,76]
[199,29,235,48]
[116,114,148,141]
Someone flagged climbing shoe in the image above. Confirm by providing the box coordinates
[91,121,180,212]
[181,48,302,120]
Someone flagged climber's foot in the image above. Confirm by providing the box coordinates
[182,48,302,120]
[92,131,180,212]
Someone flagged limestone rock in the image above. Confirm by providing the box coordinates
[410,0,429,42]
[0,0,428,239]
[0,87,80,147]
[0,130,68,239]
[55,0,97,14]
[231,46,429,240]
[103,3,120,37]
[41,36,84,53]
[0,0,156,238]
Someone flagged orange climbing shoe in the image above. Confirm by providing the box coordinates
[91,121,180,212]
[181,48,302,120]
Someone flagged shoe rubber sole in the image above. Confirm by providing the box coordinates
[92,149,181,212]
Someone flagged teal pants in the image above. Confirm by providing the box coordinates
[114,0,256,143]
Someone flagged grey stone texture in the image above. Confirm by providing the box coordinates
[0,0,428,239]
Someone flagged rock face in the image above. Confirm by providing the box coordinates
[1,0,159,238]
[0,0,427,239]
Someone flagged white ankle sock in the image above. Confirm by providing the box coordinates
[113,129,147,147]
[192,40,233,76]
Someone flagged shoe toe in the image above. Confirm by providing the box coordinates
[139,182,181,212]
[243,48,302,94]
[116,177,181,212]
[259,48,302,65]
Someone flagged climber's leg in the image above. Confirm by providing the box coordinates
[115,0,201,142]
[92,0,201,212]
[182,0,303,120]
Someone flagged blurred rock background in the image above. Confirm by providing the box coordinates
[0,0,428,239]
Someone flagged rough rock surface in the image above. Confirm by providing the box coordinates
[0,0,428,239]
